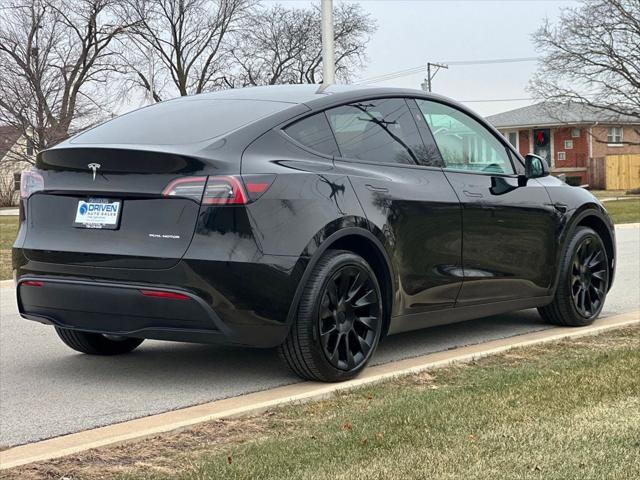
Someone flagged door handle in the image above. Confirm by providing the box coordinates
[365,184,389,193]
[463,190,483,198]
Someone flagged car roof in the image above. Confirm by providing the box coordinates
[183,84,442,106]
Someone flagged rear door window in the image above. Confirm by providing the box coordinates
[325,98,424,165]
[284,112,339,156]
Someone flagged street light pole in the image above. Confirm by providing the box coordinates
[321,0,335,86]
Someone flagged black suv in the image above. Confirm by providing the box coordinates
[13,85,615,382]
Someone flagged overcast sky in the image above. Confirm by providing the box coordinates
[268,0,579,117]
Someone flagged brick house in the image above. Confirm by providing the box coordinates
[486,103,640,185]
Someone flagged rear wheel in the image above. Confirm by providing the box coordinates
[539,227,609,326]
[55,327,144,355]
[280,250,383,382]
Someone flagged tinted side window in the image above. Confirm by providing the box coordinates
[326,98,423,165]
[416,100,515,175]
[284,112,339,156]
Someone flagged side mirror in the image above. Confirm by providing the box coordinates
[524,154,549,179]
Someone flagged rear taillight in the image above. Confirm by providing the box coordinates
[162,176,207,202]
[162,175,275,205]
[20,170,44,199]
[242,174,276,202]
[202,176,247,205]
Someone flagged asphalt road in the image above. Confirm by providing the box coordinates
[1,226,638,448]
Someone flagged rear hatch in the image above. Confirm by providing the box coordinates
[20,96,296,270]
[22,147,214,269]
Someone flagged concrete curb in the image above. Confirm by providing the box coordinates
[615,222,640,230]
[1,310,638,470]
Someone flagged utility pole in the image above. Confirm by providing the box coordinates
[421,62,449,92]
[321,0,335,86]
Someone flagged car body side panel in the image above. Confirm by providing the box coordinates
[444,172,559,304]
[334,161,463,317]
[240,130,368,257]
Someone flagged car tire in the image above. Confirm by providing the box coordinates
[55,327,144,355]
[538,227,609,327]
[279,250,384,382]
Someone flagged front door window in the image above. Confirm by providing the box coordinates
[415,100,515,175]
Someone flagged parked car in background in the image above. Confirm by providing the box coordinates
[13,85,616,382]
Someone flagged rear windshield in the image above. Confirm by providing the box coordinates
[71,98,291,145]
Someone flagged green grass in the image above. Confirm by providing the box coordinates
[604,198,640,224]
[589,189,629,200]
[0,216,19,281]
[8,326,638,480]
[160,329,640,480]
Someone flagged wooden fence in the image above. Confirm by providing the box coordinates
[588,154,640,190]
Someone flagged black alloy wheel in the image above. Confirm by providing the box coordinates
[538,227,609,327]
[280,250,384,382]
[319,265,380,371]
[570,236,608,318]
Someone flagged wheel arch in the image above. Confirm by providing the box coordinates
[561,206,616,293]
[286,225,396,337]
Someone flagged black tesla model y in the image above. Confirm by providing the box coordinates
[13,85,615,381]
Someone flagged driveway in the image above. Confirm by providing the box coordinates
[1,225,638,447]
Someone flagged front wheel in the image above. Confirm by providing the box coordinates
[539,227,609,326]
[55,327,144,355]
[279,250,384,382]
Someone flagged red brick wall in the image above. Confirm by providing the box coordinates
[591,125,640,157]
[518,130,530,157]
[553,127,589,168]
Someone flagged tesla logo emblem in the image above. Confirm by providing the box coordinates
[87,163,101,181]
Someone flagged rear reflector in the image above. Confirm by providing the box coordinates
[140,290,190,300]
[22,280,44,287]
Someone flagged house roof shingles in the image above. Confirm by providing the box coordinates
[486,103,640,129]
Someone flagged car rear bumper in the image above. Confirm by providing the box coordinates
[13,250,308,347]
[17,276,292,347]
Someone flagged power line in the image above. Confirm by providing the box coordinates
[354,56,539,84]
[460,97,533,103]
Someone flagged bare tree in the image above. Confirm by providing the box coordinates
[121,0,255,101]
[226,2,376,87]
[529,0,640,143]
[0,0,130,164]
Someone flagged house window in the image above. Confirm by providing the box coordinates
[607,127,623,144]
[13,172,21,191]
[506,131,518,149]
[571,128,580,138]
[564,140,573,149]
[26,138,34,156]
[558,151,566,161]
